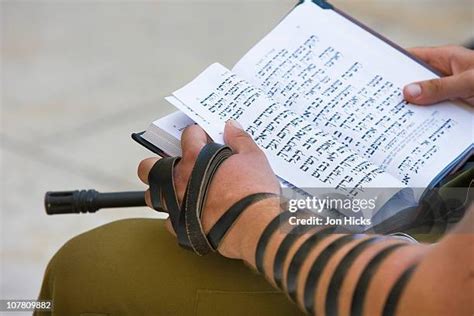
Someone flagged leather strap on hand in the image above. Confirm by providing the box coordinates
[148,143,278,255]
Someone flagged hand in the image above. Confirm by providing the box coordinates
[137,120,280,259]
[403,45,474,106]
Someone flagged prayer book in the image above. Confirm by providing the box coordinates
[133,0,473,223]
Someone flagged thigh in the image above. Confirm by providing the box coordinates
[36,218,302,316]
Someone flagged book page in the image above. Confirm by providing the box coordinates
[142,111,195,156]
[169,63,405,199]
[151,110,195,141]
[232,1,473,188]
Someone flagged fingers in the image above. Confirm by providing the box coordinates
[165,219,177,237]
[143,173,177,236]
[408,46,453,75]
[408,45,474,76]
[181,124,209,162]
[174,125,209,191]
[408,45,468,75]
[144,189,152,208]
[145,190,177,236]
[404,70,474,105]
[224,120,261,154]
[138,157,160,184]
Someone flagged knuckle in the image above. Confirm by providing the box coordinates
[446,45,467,66]
[234,129,250,139]
[426,79,443,94]
[234,130,261,152]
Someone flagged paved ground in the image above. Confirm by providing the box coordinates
[1,0,472,309]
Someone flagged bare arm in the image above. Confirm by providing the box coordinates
[238,196,473,315]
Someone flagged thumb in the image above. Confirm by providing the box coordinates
[224,120,260,154]
[403,72,473,105]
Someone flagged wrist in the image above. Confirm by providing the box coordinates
[229,197,281,267]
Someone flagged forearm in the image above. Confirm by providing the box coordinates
[233,199,473,315]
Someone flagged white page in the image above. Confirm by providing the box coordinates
[169,63,405,202]
[142,111,195,156]
[232,1,473,188]
[151,110,195,141]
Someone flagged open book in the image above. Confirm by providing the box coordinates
[133,1,473,219]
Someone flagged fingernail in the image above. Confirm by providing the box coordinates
[405,83,422,98]
[227,119,243,130]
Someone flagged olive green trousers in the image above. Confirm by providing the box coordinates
[36,218,303,315]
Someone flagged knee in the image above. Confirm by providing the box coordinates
[40,218,169,295]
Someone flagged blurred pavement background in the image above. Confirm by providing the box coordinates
[1,0,473,308]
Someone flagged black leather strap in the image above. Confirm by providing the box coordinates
[303,234,364,314]
[325,236,384,316]
[382,263,418,316]
[207,192,279,250]
[351,243,407,316]
[255,211,294,274]
[148,143,281,257]
[182,143,233,255]
[273,222,314,289]
[148,156,181,231]
[286,226,335,301]
[148,144,233,255]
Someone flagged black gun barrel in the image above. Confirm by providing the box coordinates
[45,190,146,215]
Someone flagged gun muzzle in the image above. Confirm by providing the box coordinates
[44,190,146,215]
